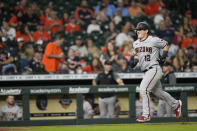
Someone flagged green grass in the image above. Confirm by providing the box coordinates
[2,123,197,131]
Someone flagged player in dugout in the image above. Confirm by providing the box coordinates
[0,95,22,121]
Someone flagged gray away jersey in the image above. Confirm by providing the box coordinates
[0,104,22,121]
[133,36,167,71]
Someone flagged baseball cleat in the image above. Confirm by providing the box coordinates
[175,100,182,118]
[136,116,150,122]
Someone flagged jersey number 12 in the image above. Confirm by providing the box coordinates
[145,55,150,61]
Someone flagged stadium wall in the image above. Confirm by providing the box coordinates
[0,84,197,126]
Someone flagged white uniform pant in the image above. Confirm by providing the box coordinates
[140,66,178,118]
[157,99,174,117]
[99,96,116,118]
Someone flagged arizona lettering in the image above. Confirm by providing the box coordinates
[135,46,152,53]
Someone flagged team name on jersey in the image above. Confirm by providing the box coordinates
[135,46,152,53]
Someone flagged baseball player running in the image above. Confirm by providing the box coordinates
[130,22,182,122]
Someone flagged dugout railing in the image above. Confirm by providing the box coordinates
[0,84,197,127]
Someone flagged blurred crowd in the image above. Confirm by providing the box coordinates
[0,0,197,75]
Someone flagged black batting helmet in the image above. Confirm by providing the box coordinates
[134,21,150,30]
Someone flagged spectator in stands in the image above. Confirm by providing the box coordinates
[128,0,144,17]
[157,62,176,117]
[15,0,28,14]
[9,10,27,28]
[66,48,80,74]
[92,60,124,118]
[25,6,40,32]
[164,15,175,30]
[20,44,35,74]
[87,17,102,34]
[85,38,101,58]
[156,20,175,43]
[172,48,188,72]
[0,96,22,121]
[153,7,167,29]
[33,22,51,43]
[42,32,65,74]
[75,49,87,68]
[95,5,109,22]
[65,16,81,34]
[34,42,44,53]
[122,0,130,7]
[15,24,33,43]
[74,0,94,25]
[83,57,103,74]
[144,0,164,17]
[95,0,116,17]
[62,12,70,26]
[191,54,197,72]
[0,20,16,41]
[181,31,197,49]
[119,58,132,73]
[70,35,88,57]
[0,44,17,75]
[75,64,84,74]
[115,0,130,17]
[120,41,133,62]
[113,9,122,25]
[185,47,197,72]
[115,21,134,47]
[30,51,46,74]
[167,42,179,59]
[58,62,68,74]
[14,38,25,58]
[136,93,154,118]
[40,6,52,24]
[186,46,195,61]
[103,22,118,43]
[29,2,40,16]
[100,41,123,72]
[0,1,7,22]
[44,10,64,34]
[179,14,195,36]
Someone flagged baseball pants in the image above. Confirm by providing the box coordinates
[140,65,179,118]
[157,99,174,117]
[99,96,116,118]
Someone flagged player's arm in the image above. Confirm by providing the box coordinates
[129,55,139,68]
[161,44,169,60]
[47,52,64,59]
[158,44,169,65]
[92,74,99,86]
[129,42,139,68]
[113,72,124,85]
[116,78,124,85]
[92,80,97,86]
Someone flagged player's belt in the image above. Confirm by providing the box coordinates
[142,64,158,73]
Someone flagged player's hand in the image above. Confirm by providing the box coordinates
[58,53,64,58]
[158,58,166,65]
